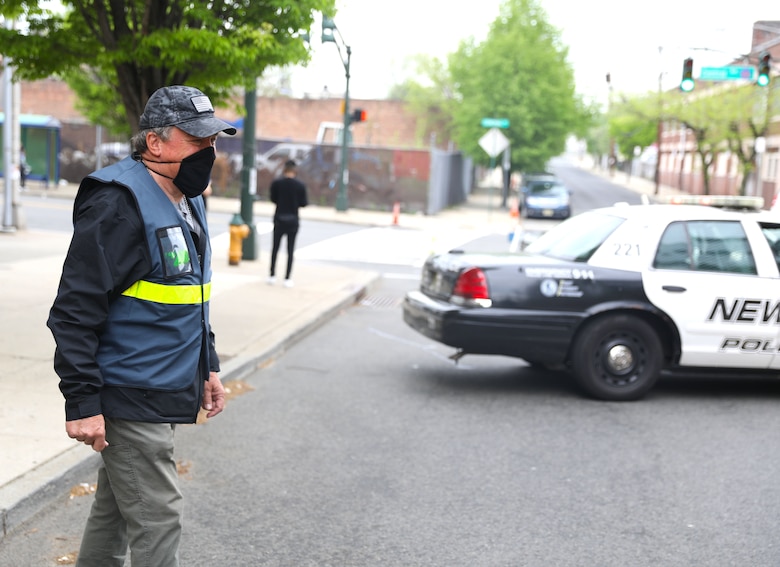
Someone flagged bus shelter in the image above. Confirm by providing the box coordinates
[0,113,61,186]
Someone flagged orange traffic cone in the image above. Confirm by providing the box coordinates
[508,197,523,253]
[509,197,519,218]
[392,201,401,226]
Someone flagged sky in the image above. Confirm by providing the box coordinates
[286,0,779,105]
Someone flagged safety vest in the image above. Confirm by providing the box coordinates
[85,157,212,392]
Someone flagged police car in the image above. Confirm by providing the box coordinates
[402,196,780,401]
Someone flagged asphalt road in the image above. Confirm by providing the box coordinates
[6,169,780,565]
[551,158,647,214]
[16,192,363,245]
[4,273,780,566]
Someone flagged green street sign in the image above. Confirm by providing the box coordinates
[699,66,755,81]
[480,117,510,129]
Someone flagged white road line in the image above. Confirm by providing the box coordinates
[295,226,499,266]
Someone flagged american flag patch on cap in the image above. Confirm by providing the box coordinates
[191,95,214,113]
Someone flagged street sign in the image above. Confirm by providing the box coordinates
[699,65,755,81]
[480,117,510,129]
[479,127,509,158]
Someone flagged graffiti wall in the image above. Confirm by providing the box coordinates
[214,137,432,214]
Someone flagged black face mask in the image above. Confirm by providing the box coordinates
[140,146,215,198]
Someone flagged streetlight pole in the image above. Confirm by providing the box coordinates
[606,72,615,176]
[240,86,257,259]
[655,46,663,195]
[2,17,17,233]
[322,16,351,212]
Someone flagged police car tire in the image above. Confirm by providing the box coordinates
[571,314,663,401]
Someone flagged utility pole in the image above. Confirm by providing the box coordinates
[240,86,257,259]
[654,46,663,195]
[2,17,16,233]
[606,72,615,176]
[321,16,352,212]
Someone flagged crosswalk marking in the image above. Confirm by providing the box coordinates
[295,226,497,266]
[212,224,506,268]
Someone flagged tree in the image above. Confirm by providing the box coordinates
[585,112,610,164]
[606,70,780,198]
[391,55,458,149]
[0,0,336,136]
[448,0,579,173]
[722,81,780,196]
[571,94,601,142]
[660,80,780,196]
[608,95,659,160]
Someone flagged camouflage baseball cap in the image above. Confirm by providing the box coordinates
[139,85,237,137]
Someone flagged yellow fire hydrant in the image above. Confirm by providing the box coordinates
[228,214,250,266]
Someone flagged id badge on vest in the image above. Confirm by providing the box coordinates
[157,226,193,277]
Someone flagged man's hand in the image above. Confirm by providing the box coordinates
[203,372,225,418]
[66,414,108,452]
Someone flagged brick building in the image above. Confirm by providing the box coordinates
[656,21,780,207]
[231,95,421,149]
[12,78,446,212]
[19,78,422,151]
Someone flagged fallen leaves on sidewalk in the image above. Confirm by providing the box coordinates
[195,379,254,424]
[56,552,77,564]
[223,379,254,401]
[68,482,96,499]
[176,459,192,477]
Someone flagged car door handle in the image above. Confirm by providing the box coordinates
[662,285,687,293]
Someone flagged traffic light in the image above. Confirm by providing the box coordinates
[680,58,695,92]
[350,108,367,124]
[757,51,771,87]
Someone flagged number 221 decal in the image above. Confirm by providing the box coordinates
[613,243,640,256]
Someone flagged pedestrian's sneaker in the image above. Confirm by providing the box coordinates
[267,276,276,285]
[283,279,294,288]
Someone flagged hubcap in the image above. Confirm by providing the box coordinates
[606,344,634,374]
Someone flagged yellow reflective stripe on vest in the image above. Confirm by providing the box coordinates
[121,280,211,304]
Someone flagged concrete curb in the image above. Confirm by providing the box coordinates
[1,447,99,538]
[217,274,378,383]
[0,272,380,540]
[1,159,669,540]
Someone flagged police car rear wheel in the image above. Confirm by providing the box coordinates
[572,315,663,401]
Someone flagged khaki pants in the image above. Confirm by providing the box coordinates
[76,418,182,567]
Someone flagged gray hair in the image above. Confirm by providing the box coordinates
[130,126,173,153]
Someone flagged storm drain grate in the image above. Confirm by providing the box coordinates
[359,295,403,309]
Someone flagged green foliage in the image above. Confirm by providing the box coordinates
[570,95,601,140]
[0,0,336,135]
[607,95,660,159]
[616,79,780,195]
[65,66,130,136]
[384,0,586,169]
[447,0,578,172]
[395,55,457,148]
[606,76,780,196]
[585,113,610,158]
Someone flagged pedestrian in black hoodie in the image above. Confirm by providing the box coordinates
[268,159,308,287]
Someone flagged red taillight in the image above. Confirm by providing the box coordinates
[452,267,490,301]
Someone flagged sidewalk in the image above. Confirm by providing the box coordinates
[0,159,669,538]
[0,177,522,539]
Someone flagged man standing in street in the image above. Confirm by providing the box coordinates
[47,85,235,567]
[268,159,308,287]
